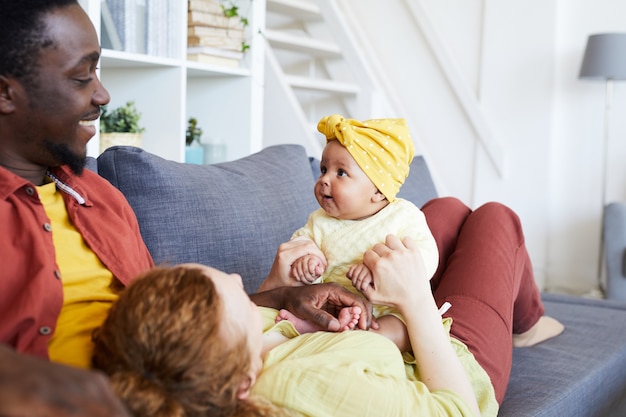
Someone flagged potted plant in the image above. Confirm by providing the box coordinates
[185,117,204,164]
[99,101,145,153]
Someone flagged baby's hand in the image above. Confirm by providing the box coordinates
[347,263,374,293]
[291,254,325,284]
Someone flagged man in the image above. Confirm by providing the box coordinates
[0,1,372,415]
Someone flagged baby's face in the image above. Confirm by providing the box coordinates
[315,140,386,220]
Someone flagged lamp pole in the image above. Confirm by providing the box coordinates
[597,78,613,296]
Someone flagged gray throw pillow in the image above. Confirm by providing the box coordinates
[97,144,318,294]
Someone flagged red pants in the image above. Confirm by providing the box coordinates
[421,197,544,404]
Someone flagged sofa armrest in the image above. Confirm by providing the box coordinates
[604,202,626,300]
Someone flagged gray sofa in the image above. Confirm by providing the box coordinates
[95,144,626,416]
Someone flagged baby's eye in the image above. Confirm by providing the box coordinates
[337,169,347,177]
[320,166,327,175]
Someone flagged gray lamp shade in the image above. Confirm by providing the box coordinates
[579,33,626,80]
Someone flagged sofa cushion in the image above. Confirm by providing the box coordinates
[396,155,438,208]
[97,145,318,293]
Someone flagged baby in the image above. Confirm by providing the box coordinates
[271,114,439,352]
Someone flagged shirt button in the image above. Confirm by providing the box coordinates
[25,187,35,196]
[43,223,52,232]
[39,326,52,336]
[54,270,62,280]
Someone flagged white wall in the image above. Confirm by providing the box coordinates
[335,0,626,295]
[551,0,626,294]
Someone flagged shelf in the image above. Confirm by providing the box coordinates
[185,60,251,78]
[101,49,181,69]
[84,0,265,163]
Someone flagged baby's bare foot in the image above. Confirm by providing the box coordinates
[513,316,564,347]
[276,309,324,334]
[276,306,362,334]
[337,306,361,331]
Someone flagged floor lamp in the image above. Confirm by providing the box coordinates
[579,33,626,295]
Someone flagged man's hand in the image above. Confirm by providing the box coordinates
[252,283,377,331]
[0,345,130,417]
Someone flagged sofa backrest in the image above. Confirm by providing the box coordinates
[97,144,437,293]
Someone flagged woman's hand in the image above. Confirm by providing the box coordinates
[360,235,431,314]
[258,237,327,292]
[291,254,325,284]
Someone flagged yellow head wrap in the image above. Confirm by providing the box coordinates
[317,114,415,202]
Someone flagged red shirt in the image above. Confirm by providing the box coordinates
[0,165,154,359]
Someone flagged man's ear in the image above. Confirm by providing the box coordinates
[371,190,387,203]
[0,75,17,114]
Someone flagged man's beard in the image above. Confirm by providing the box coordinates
[43,140,86,175]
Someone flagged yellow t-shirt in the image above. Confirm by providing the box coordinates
[254,307,498,417]
[38,182,118,369]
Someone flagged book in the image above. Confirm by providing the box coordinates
[147,0,167,57]
[188,0,223,14]
[187,45,243,68]
[187,45,244,59]
[105,0,142,53]
[188,35,244,51]
[188,10,244,29]
[100,1,122,50]
[188,25,245,39]
[167,1,182,57]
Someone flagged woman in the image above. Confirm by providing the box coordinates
[92,198,563,417]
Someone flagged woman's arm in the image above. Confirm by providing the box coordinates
[361,235,481,416]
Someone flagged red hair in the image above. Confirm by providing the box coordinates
[92,266,294,417]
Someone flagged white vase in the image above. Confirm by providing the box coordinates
[99,132,142,154]
[203,143,227,164]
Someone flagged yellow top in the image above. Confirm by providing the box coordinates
[253,307,498,417]
[38,182,118,369]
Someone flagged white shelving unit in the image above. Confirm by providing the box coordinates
[79,0,265,162]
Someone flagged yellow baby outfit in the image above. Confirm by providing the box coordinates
[292,199,439,319]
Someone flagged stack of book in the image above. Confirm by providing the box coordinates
[187,0,245,67]
[102,0,181,58]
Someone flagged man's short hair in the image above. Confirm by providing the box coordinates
[0,0,78,85]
